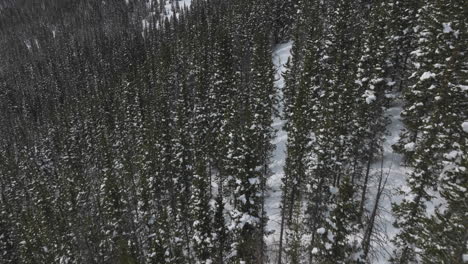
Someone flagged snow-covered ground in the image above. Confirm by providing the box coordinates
[162,0,191,18]
[265,41,292,262]
[365,96,408,263]
[369,96,446,263]
[142,0,192,31]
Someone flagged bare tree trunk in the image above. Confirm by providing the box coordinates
[306,176,325,264]
[209,162,212,197]
[351,157,358,184]
[259,162,268,264]
[360,143,374,216]
[288,184,296,223]
[183,218,193,264]
[362,156,388,259]
[399,187,424,264]
[277,177,289,264]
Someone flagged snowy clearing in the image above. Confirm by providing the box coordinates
[265,41,292,262]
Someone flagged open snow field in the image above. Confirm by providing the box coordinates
[265,41,292,262]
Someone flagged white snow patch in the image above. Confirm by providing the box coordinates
[363,90,377,104]
[24,40,32,51]
[317,227,326,234]
[443,150,461,160]
[442,22,453,33]
[238,194,247,204]
[420,71,435,81]
[369,97,409,263]
[404,142,416,151]
[142,19,149,30]
[248,177,259,185]
[239,213,259,227]
[462,122,468,133]
[411,49,424,57]
[463,253,468,262]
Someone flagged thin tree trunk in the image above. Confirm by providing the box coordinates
[260,162,268,264]
[288,184,296,223]
[400,184,425,263]
[183,215,193,264]
[360,143,374,216]
[277,177,289,264]
[209,162,212,197]
[351,157,358,184]
[308,178,324,264]
[362,157,388,259]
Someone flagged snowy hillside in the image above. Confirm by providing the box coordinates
[0,0,465,263]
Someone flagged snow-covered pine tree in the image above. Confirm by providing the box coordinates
[314,177,362,264]
[392,0,467,263]
[249,29,277,263]
[308,0,366,260]
[386,0,422,93]
[281,45,315,263]
[351,5,393,248]
[277,2,323,262]
[271,0,297,43]
[192,157,214,263]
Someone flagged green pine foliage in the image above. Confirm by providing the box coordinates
[0,1,465,264]
[391,0,467,263]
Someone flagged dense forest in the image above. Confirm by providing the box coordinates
[0,0,466,263]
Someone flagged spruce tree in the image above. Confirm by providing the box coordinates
[392,0,467,263]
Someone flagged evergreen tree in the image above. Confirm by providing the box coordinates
[392,0,467,263]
